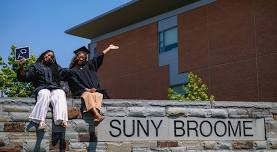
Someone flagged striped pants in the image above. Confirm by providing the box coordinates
[29,89,68,125]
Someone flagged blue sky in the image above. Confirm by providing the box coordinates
[0,0,131,67]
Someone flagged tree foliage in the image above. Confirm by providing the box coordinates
[0,45,37,97]
[168,72,215,101]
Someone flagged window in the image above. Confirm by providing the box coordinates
[159,27,178,53]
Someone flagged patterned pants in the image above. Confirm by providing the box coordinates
[29,89,68,125]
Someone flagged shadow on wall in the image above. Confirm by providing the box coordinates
[24,106,99,151]
[25,122,46,151]
[83,112,98,152]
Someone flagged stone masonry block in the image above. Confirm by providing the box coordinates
[65,132,79,142]
[132,141,157,149]
[106,142,131,152]
[0,143,22,152]
[157,141,178,148]
[2,105,32,112]
[128,107,165,117]
[8,112,29,122]
[70,142,87,149]
[203,141,217,149]
[149,147,171,152]
[0,112,12,122]
[228,109,249,118]
[271,109,277,114]
[254,141,267,149]
[269,138,277,149]
[188,109,212,117]
[4,122,25,132]
[103,100,145,107]
[178,141,203,150]
[168,108,209,117]
[266,121,277,138]
[0,122,4,132]
[210,109,228,118]
[217,141,232,149]
[0,134,10,146]
[79,132,97,142]
[105,107,128,117]
[23,139,49,152]
[132,146,149,152]
[46,112,52,119]
[247,109,271,118]
[232,141,253,149]
[169,147,186,152]
[166,108,188,117]
[70,119,89,132]
[85,142,107,151]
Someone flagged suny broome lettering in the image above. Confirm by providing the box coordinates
[96,117,265,141]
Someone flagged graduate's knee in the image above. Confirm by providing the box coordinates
[37,89,51,97]
[52,89,66,97]
[95,92,103,98]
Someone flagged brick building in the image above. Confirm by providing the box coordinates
[66,0,277,101]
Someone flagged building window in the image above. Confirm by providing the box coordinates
[159,26,178,53]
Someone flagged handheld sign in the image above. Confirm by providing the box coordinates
[15,47,30,60]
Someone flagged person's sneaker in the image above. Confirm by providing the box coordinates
[38,121,46,130]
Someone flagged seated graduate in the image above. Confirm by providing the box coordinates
[17,50,68,129]
[68,44,119,124]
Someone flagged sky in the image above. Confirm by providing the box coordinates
[0,0,131,67]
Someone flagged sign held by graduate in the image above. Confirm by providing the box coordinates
[15,47,29,60]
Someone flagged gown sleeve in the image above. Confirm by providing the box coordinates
[68,72,88,96]
[88,53,104,71]
[57,65,70,81]
[17,64,36,82]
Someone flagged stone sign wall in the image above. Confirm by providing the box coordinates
[0,98,276,151]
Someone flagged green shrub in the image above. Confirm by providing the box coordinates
[168,72,215,101]
[0,45,37,97]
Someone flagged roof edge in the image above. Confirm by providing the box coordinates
[65,0,139,35]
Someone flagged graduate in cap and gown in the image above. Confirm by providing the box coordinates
[17,50,68,129]
[68,44,119,123]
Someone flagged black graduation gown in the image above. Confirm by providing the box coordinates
[17,62,66,97]
[68,53,110,99]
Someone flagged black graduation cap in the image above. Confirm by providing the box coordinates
[73,46,90,54]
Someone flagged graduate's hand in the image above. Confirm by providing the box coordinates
[109,44,119,50]
[18,59,26,67]
[103,44,119,54]
[89,88,97,93]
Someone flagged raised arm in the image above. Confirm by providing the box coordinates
[102,44,119,55]
[17,59,26,78]
[17,59,35,82]
[89,44,119,71]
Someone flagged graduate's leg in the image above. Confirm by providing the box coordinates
[91,92,104,123]
[94,92,104,122]
[50,89,68,127]
[29,89,51,129]
[94,92,103,112]
[81,92,102,120]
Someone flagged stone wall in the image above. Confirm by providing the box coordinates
[0,98,277,152]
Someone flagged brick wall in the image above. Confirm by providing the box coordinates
[178,0,277,101]
[0,98,277,151]
[96,23,169,100]
[93,0,277,101]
